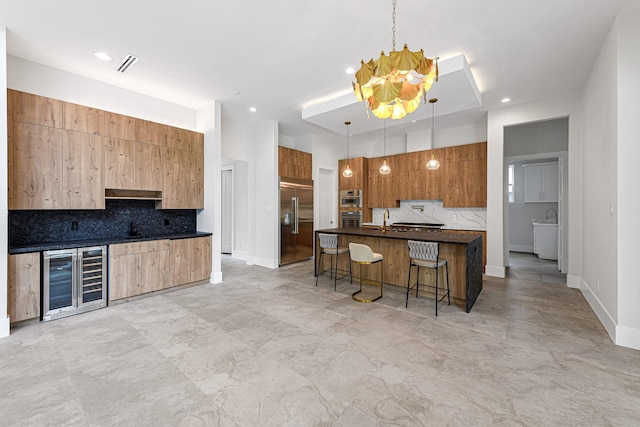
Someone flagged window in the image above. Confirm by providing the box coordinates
[508,164,515,203]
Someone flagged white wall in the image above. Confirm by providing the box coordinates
[1,26,9,338]
[196,101,221,283]
[616,7,640,346]
[8,56,195,130]
[580,22,618,334]
[252,121,279,268]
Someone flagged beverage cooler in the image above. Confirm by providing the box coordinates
[43,246,107,322]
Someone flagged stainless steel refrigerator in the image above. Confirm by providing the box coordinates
[280,177,314,266]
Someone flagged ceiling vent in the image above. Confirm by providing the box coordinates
[117,54,139,73]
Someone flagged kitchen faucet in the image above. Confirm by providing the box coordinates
[545,208,558,222]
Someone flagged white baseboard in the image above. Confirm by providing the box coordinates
[253,257,278,269]
[509,244,533,253]
[566,274,581,289]
[580,278,616,343]
[232,250,250,263]
[615,325,640,351]
[485,265,506,278]
[0,316,10,339]
[210,271,223,284]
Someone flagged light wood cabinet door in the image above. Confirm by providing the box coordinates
[109,240,171,300]
[11,90,62,128]
[135,118,169,145]
[8,253,41,322]
[168,127,195,151]
[135,142,163,191]
[443,142,487,208]
[105,112,136,141]
[12,122,63,209]
[109,253,138,301]
[190,236,212,282]
[140,250,171,294]
[170,236,212,285]
[170,238,191,286]
[63,102,105,135]
[104,137,135,189]
[8,115,13,207]
[163,147,203,209]
[63,131,104,209]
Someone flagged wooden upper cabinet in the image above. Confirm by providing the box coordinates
[63,102,105,135]
[63,130,105,209]
[167,127,195,151]
[442,142,487,208]
[278,146,312,180]
[105,112,136,141]
[8,115,13,207]
[11,90,62,128]
[163,147,204,209]
[135,142,163,191]
[135,118,170,146]
[104,137,135,189]
[338,157,366,191]
[193,132,204,153]
[12,122,63,209]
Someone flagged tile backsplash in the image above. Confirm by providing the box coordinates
[371,200,486,230]
[9,199,196,246]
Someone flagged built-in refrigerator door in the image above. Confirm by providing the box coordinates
[78,246,107,308]
[280,185,297,266]
[295,186,314,261]
[43,249,77,320]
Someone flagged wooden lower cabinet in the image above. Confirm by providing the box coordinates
[8,253,41,322]
[170,236,212,285]
[110,236,211,301]
[109,240,171,301]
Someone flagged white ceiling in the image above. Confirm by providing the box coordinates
[2,0,639,139]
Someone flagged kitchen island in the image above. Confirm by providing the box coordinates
[315,227,483,312]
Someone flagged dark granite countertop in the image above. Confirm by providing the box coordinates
[9,231,212,254]
[315,227,482,245]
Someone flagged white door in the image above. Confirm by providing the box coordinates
[221,169,233,254]
[318,168,336,230]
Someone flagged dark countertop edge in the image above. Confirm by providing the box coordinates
[315,227,482,245]
[9,231,212,255]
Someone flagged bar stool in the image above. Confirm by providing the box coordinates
[316,233,352,290]
[349,243,383,303]
[406,240,450,316]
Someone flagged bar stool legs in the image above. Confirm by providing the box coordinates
[349,243,383,303]
[405,240,450,316]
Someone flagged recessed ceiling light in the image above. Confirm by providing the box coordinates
[249,107,257,112]
[345,67,355,75]
[501,97,511,103]
[93,51,112,61]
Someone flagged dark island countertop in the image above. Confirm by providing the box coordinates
[315,227,482,244]
[9,231,212,255]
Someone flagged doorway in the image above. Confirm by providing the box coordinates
[317,168,336,230]
[221,167,233,254]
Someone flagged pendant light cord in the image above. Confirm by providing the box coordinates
[391,0,397,52]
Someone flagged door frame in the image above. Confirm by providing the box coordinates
[316,166,338,232]
[504,151,567,273]
[221,165,234,255]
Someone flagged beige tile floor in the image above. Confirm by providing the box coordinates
[2,253,640,426]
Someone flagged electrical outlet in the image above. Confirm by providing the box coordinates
[71,221,78,230]
[164,219,170,226]
[451,214,457,223]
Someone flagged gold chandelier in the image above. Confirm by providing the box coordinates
[352,0,438,120]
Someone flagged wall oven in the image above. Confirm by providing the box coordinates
[341,211,362,228]
[340,190,362,208]
[43,246,107,322]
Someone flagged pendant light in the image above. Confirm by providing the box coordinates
[426,98,440,170]
[342,121,354,178]
[379,120,391,175]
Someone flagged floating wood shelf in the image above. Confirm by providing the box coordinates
[105,189,162,201]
